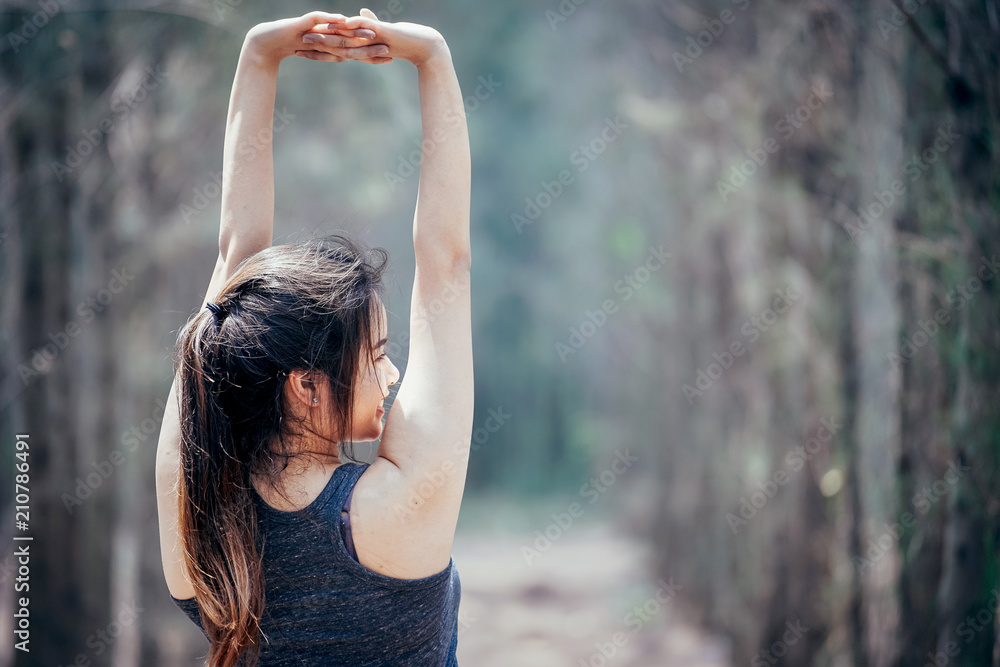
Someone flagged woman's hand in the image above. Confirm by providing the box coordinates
[243,11,388,69]
[306,7,450,68]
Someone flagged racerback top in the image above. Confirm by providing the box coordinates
[169,461,461,666]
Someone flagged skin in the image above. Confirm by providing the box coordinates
[157,8,471,599]
[255,300,401,510]
[282,300,400,448]
[350,301,400,443]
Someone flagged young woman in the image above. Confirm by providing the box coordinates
[154,9,472,666]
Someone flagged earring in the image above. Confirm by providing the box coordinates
[313,398,319,403]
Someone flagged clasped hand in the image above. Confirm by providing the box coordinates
[245,7,448,68]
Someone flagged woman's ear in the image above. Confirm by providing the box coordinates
[287,370,320,407]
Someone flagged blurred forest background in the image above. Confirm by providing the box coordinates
[1,0,998,665]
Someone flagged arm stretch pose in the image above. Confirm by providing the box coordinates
[154,9,472,666]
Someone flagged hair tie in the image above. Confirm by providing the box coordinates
[205,301,226,326]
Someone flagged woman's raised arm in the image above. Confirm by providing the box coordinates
[321,11,473,577]
[203,11,386,304]
[155,12,391,599]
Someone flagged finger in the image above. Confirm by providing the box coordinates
[303,35,389,60]
[332,28,377,40]
[300,12,350,32]
[304,11,348,25]
[354,44,391,59]
[294,50,346,62]
[295,49,391,65]
[310,24,376,40]
[331,16,379,32]
[330,44,390,60]
[301,33,376,49]
[359,8,379,20]
[353,56,393,65]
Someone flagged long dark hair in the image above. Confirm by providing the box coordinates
[174,234,389,666]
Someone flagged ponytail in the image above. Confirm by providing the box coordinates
[177,304,264,667]
[171,236,389,666]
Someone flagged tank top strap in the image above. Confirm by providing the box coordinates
[328,461,369,509]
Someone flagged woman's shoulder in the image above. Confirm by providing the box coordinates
[348,456,461,580]
[252,460,366,517]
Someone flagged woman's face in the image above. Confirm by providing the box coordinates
[351,300,399,442]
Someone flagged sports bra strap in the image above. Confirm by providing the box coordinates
[340,482,359,563]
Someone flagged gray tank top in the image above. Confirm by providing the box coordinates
[169,462,461,666]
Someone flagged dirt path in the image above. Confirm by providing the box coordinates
[452,523,732,666]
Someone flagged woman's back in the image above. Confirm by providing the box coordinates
[157,10,472,664]
[171,463,461,666]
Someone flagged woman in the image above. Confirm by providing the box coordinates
[154,9,472,666]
